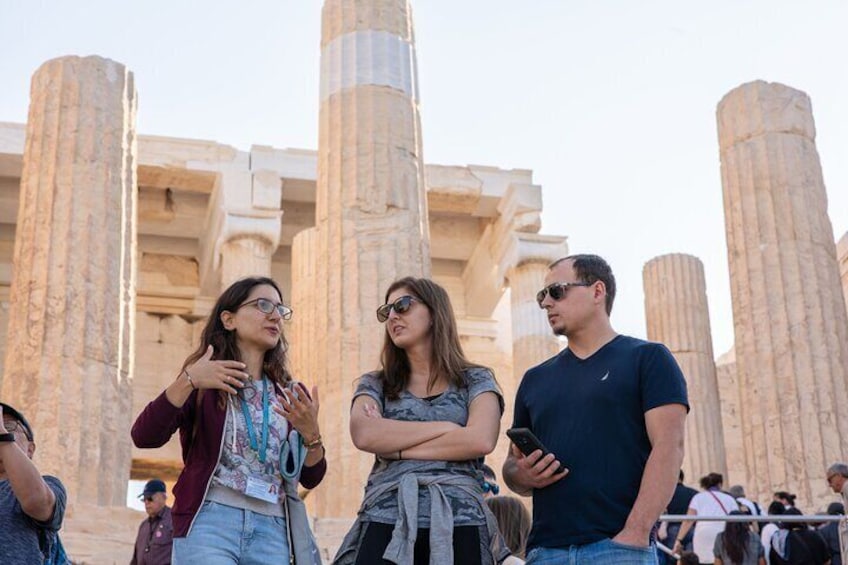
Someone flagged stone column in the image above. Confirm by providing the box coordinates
[1,56,137,505]
[717,81,848,510]
[716,347,746,485]
[838,232,848,311]
[292,0,431,518]
[643,254,726,479]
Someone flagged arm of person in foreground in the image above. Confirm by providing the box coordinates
[613,402,687,547]
[502,441,569,497]
[378,392,501,461]
[0,412,56,522]
[350,394,460,454]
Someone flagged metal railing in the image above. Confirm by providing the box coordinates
[657,514,847,562]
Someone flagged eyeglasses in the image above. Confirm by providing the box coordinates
[376,295,421,322]
[3,420,31,440]
[536,281,593,308]
[482,481,500,495]
[239,298,293,320]
[143,495,155,502]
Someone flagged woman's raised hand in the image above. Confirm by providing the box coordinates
[273,382,320,443]
[186,345,250,395]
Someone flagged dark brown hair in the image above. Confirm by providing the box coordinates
[379,276,487,400]
[720,510,752,563]
[699,472,723,490]
[550,254,617,314]
[183,276,292,408]
[486,496,531,558]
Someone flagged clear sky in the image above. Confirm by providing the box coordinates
[2,1,846,357]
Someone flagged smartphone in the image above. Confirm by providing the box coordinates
[506,427,566,474]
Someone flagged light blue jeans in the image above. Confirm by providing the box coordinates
[172,500,290,564]
[526,538,658,565]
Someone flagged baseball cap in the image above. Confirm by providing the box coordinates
[139,479,166,498]
[0,402,34,441]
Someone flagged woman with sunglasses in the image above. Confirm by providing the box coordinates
[334,276,509,565]
[132,276,326,564]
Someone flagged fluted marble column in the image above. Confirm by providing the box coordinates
[291,0,430,517]
[644,254,726,479]
[718,81,848,510]
[838,232,848,312]
[1,56,137,505]
[716,348,746,485]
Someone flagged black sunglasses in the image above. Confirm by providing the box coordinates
[376,295,421,323]
[536,281,593,308]
[239,298,293,320]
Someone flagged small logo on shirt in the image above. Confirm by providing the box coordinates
[600,371,610,381]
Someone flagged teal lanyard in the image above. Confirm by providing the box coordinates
[240,377,269,463]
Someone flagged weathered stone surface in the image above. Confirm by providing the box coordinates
[1,56,137,505]
[291,0,431,518]
[643,253,726,479]
[717,81,848,510]
[716,347,746,485]
[838,232,848,311]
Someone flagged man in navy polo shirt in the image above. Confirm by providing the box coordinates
[503,254,689,564]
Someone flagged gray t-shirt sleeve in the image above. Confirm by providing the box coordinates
[27,476,66,532]
[465,367,504,415]
[352,372,384,408]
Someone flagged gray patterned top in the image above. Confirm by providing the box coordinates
[353,367,504,527]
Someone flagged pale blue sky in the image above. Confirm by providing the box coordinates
[2,1,847,357]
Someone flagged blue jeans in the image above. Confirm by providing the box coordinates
[526,538,658,565]
[172,500,290,564]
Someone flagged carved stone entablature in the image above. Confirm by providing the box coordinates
[198,167,283,293]
[462,182,567,317]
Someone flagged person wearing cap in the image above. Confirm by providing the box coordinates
[729,484,763,533]
[0,401,68,564]
[131,479,173,565]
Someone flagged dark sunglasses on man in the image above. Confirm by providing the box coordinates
[376,295,422,323]
[535,281,593,308]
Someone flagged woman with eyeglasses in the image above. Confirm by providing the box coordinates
[334,276,510,565]
[132,276,326,564]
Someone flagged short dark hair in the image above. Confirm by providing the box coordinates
[699,472,723,490]
[678,551,700,565]
[551,254,616,315]
[0,402,34,441]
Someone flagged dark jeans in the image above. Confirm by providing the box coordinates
[354,521,482,565]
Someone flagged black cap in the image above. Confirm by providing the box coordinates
[139,479,166,498]
[0,402,34,441]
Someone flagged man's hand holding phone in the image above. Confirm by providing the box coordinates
[506,428,568,490]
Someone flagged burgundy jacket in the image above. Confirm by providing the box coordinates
[131,389,327,538]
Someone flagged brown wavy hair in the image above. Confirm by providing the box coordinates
[182,276,292,408]
[486,496,531,558]
[379,276,488,400]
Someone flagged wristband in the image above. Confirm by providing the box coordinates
[303,434,322,449]
[184,370,196,390]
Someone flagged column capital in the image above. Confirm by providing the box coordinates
[198,167,283,293]
[463,182,567,317]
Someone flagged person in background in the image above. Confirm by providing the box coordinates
[817,502,843,565]
[761,501,786,565]
[660,469,699,564]
[826,462,848,565]
[131,478,173,565]
[482,464,500,499]
[768,507,829,565]
[487,496,532,564]
[712,510,765,565]
[0,402,68,564]
[729,485,763,534]
[673,473,739,564]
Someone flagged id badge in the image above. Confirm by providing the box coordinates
[245,475,281,503]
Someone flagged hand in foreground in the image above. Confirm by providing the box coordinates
[185,345,250,394]
[509,443,568,490]
[273,382,320,442]
[612,527,651,549]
